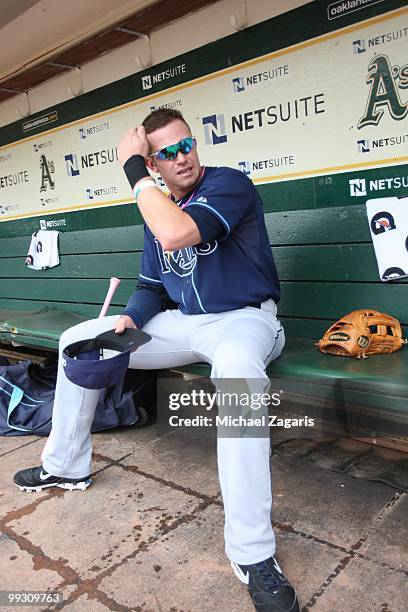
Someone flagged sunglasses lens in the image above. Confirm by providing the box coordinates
[179,138,194,154]
[155,138,195,160]
[158,145,178,160]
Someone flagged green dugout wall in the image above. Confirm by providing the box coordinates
[0,0,406,237]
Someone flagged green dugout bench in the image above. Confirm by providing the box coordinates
[1,203,407,442]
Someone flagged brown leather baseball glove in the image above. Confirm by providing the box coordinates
[316,309,407,358]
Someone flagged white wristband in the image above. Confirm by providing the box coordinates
[133,179,156,201]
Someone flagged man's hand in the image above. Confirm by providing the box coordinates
[117,126,149,166]
[114,315,137,334]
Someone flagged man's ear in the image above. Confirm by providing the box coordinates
[146,156,157,172]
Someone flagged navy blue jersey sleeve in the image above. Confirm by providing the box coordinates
[138,225,163,287]
[184,168,254,243]
[121,226,166,328]
[121,283,169,328]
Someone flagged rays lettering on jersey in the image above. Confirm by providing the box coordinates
[155,239,218,277]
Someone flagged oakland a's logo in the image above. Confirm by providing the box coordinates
[155,240,218,277]
[358,54,408,129]
[40,155,55,192]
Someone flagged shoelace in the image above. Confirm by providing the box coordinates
[256,559,289,591]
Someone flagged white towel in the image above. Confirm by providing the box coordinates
[366,196,408,282]
[25,230,60,270]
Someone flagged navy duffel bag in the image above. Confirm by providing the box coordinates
[0,358,156,436]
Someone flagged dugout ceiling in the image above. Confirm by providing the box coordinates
[0,0,219,103]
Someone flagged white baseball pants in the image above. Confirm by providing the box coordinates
[43,300,285,564]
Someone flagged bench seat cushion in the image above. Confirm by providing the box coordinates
[0,308,88,343]
[177,337,407,380]
[0,307,46,324]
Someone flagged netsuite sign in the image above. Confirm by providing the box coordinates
[65,148,118,176]
[232,65,289,93]
[142,64,187,90]
[202,94,326,144]
[349,175,408,196]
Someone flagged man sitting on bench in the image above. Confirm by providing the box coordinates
[14,108,298,612]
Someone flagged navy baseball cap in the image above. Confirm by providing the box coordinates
[62,328,151,389]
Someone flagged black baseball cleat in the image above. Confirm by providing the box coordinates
[14,465,92,492]
[231,556,299,611]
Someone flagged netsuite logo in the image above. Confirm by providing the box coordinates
[232,77,245,93]
[357,134,408,153]
[33,140,53,152]
[40,195,59,206]
[142,75,152,90]
[349,178,367,196]
[357,139,370,153]
[353,27,408,53]
[65,149,117,176]
[65,153,80,176]
[239,156,295,175]
[232,65,289,92]
[238,161,251,175]
[203,97,325,143]
[349,175,408,196]
[86,185,118,199]
[79,121,110,139]
[0,203,19,215]
[150,99,182,111]
[141,64,186,90]
[40,218,66,230]
[202,114,228,145]
[353,39,366,54]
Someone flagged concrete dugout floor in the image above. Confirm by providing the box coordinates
[1,424,407,612]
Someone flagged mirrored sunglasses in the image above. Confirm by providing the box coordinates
[151,137,196,161]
